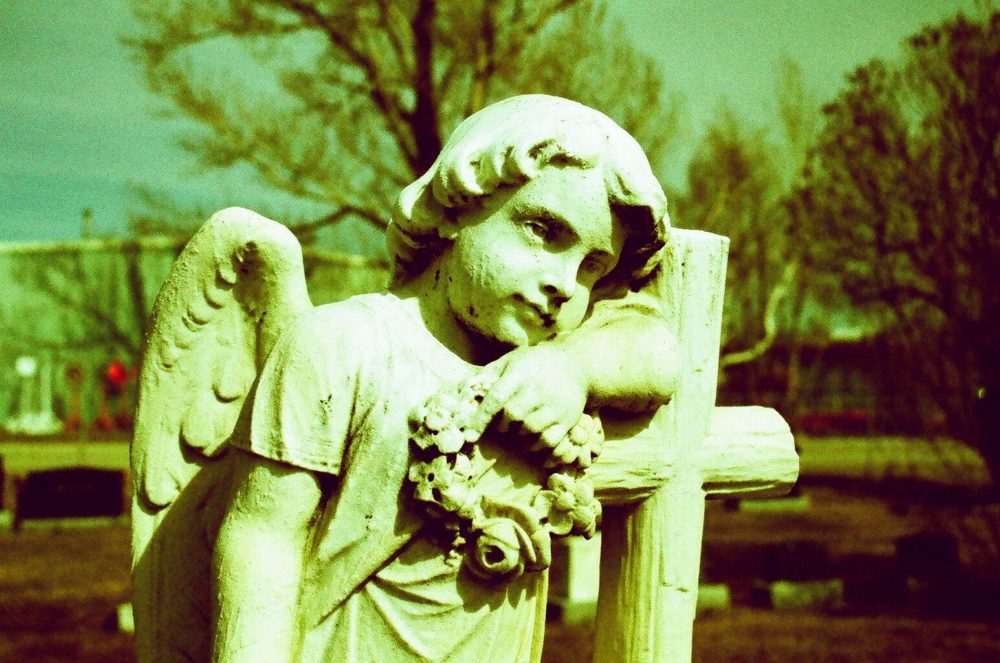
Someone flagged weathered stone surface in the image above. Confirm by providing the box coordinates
[131,94,798,663]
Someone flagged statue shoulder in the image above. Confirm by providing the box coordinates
[268,293,399,363]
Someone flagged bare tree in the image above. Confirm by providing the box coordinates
[3,0,678,391]
[0,238,182,362]
[671,59,822,410]
[795,11,1000,484]
[125,0,682,237]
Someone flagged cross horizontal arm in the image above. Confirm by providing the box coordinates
[588,405,798,505]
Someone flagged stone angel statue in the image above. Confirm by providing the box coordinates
[131,95,680,663]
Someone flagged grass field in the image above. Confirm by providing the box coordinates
[2,479,999,662]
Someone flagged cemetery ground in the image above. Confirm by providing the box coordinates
[1,437,1000,662]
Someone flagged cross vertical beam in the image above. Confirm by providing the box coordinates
[593,229,730,663]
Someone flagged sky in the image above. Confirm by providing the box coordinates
[0,0,976,244]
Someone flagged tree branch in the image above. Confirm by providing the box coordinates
[720,261,798,368]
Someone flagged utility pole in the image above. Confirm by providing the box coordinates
[82,208,94,239]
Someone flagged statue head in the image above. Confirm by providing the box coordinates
[387,95,670,349]
[387,95,669,292]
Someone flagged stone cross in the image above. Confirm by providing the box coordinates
[587,228,799,663]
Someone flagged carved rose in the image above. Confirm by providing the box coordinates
[530,412,604,468]
[411,390,481,453]
[456,372,491,405]
[466,519,527,580]
[561,413,604,467]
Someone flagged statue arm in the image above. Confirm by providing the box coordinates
[471,291,678,445]
[212,450,323,663]
[552,299,679,411]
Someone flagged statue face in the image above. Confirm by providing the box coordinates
[444,166,625,348]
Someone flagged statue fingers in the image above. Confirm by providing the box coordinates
[522,406,558,436]
[501,389,551,429]
[471,372,518,434]
[529,424,569,453]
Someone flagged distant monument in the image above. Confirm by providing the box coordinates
[4,355,62,436]
[131,95,797,663]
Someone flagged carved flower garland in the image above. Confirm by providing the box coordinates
[407,373,603,581]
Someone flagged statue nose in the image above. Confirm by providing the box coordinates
[542,270,574,307]
[540,256,578,309]
[542,284,569,308]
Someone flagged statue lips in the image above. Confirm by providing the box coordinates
[515,295,557,330]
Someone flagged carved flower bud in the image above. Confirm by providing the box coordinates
[432,426,467,454]
[458,372,493,403]
[409,454,476,514]
[566,413,604,468]
[532,473,601,538]
[424,399,456,432]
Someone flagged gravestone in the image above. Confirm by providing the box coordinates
[64,363,84,432]
[548,533,603,624]
[761,540,833,581]
[841,552,907,608]
[765,579,845,611]
[14,467,125,531]
[896,530,964,614]
[4,355,62,436]
[896,531,960,580]
[695,584,731,614]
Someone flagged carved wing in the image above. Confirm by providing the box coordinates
[130,208,312,663]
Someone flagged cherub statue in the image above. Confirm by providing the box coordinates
[131,95,679,663]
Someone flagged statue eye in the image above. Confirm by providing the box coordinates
[524,219,557,242]
[580,254,607,277]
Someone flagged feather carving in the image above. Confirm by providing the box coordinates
[131,208,312,512]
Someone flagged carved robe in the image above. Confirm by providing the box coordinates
[234,292,547,663]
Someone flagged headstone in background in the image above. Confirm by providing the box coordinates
[548,533,603,624]
[3,355,62,436]
[13,466,125,531]
[765,579,845,611]
[841,552,908,608]
[896,531,959,580]
[733,493,811,512]
[896,530,964,614]
[762,539,833,581]
[748,539,843,611]
[117,602,135,634]
[695,584,731,614]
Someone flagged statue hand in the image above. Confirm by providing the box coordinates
[470,343,588,452]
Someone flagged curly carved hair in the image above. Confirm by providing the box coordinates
[386,95,670,292]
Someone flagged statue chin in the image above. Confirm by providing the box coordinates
[459,316,555,358]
